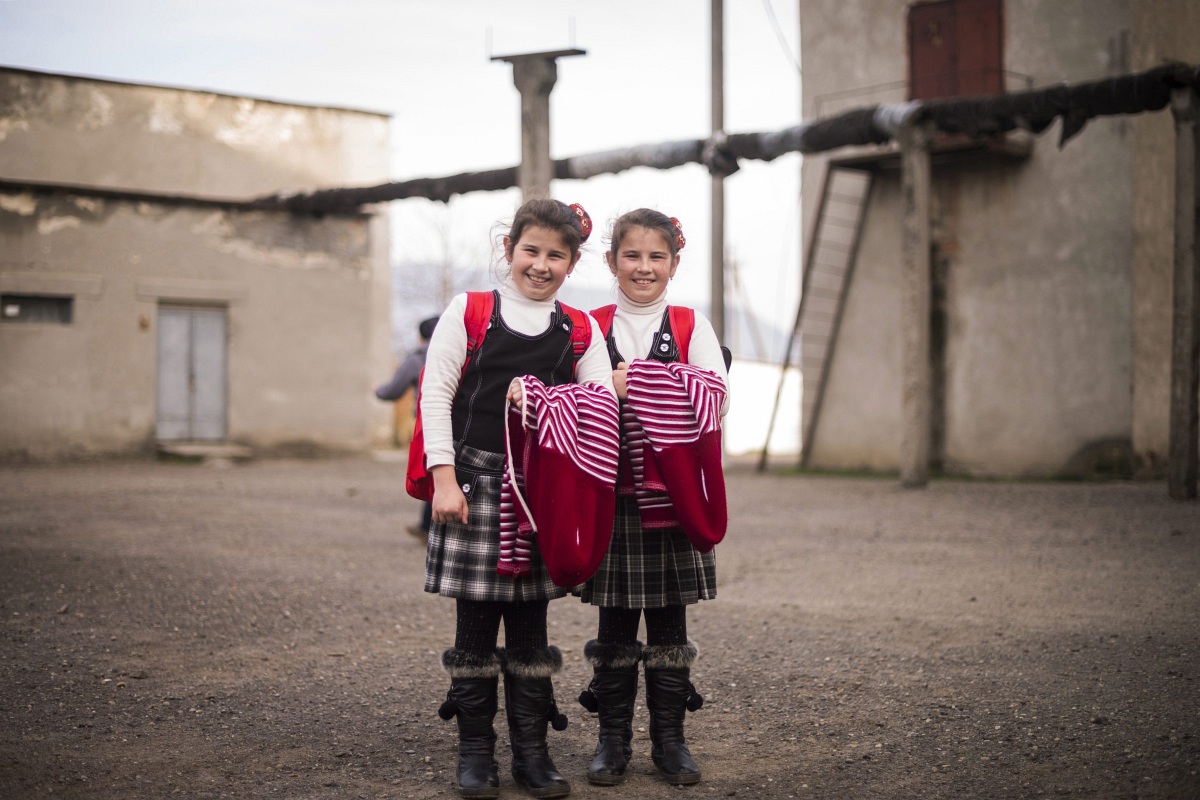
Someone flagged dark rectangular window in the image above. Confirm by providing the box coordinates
[909,0,1004,101]
[1,294,74,324]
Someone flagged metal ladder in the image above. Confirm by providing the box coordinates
[759,163,874,471]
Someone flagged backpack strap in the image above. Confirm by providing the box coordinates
[559,302,593,377]
[667,305,695,364]
[589,304,624,368]
[590,304,617,339]
[462,290,496,368]
[590,304,727,369]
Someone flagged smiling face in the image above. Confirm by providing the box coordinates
[505,225,579,302]
[607,225,679,304]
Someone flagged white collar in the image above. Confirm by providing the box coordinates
[615,287,668,317]
[498,278,558,312]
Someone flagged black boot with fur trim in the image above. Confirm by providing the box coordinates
[438,649,503,799]
[500,646,571,799]
[643,641,703,785]
[578,640,643,785]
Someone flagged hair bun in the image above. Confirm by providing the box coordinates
[569,203,593,243]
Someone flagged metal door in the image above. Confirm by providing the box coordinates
[156,306,227,441]
[955,0,1003,97]
[909,0,958,100]
[909,0,1003,100]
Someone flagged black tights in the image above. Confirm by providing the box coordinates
[597,605,688,647]
[454,598,548,655]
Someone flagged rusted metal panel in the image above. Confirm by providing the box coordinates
[909,0,1003,100]
[956,0,1004,97]
[910,1,958,100]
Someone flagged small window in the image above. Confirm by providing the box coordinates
[1,294,74,324]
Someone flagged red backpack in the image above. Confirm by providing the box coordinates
[590,305,731,369]
[590,305,696,362]
[405,291,593,501]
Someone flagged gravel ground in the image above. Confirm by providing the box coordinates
[1,457,1198,799]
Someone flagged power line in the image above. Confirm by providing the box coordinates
[761,0,802,75]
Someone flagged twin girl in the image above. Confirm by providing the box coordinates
[418,198,729,799]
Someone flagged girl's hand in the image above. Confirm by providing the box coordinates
[430,465,469,525]
[613,362,629,400]
[507,381,524,407]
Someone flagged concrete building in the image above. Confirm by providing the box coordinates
[0,67,394,460]
[796,0,1200,477]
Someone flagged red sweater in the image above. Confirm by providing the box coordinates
[623,360,728,553]
[500,376,620,586]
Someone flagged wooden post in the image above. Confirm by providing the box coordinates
[492,49,586,202]
[710,0,727,343]
[1169,87,1200,501]
[898,120,934,488]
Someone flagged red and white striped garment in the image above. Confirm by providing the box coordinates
[617,407,674,525]
[623,360,728,553]
[500,377,620,586]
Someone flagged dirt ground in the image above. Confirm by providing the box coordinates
[1,457,1198,800]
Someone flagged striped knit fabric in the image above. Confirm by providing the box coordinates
[619,406,676,528]
[623,360,729,553]
[500,376,620,586]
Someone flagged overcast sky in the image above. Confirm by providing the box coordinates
[0,0,804,352]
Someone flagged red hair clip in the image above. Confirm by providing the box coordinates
[669,216,686,251]
[569,203,593,242]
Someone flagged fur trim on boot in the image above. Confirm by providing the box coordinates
[502,647,571,799]
[498,645,563,680]
[642,640,698,671]
[580,640,643,786]
[438,652,502,799]
[441,648,503,680]
[583,639,644,670]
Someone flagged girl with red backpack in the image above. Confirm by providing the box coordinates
[420,198,614,799]
[577,209,730,787]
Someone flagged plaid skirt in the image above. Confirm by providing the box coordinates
[424,445,571,602]
[578,496,717,608]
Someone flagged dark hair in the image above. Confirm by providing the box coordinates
[418,317,438,341]
[606,208,684,265]
[504,198,590,261]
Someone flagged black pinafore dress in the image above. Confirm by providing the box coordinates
[424,292,579,602]
[578,308,718,609]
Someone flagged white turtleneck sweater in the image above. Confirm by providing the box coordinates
[608,288,730,415]
[420,279,615,468]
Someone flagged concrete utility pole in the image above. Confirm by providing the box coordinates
[492,48,585,202]
[1169,86,1200,501]
[898,119,934,489]
[710,0,726,343]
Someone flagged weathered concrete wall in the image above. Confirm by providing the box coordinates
[0,191,390,459]
[0,68,394,459]
[798,0,909,471]
[0,69,389,198]
[798,0,1180,477]
[1129,2,1200,476]
[945,0,1134,477]
[804,172,906,471]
